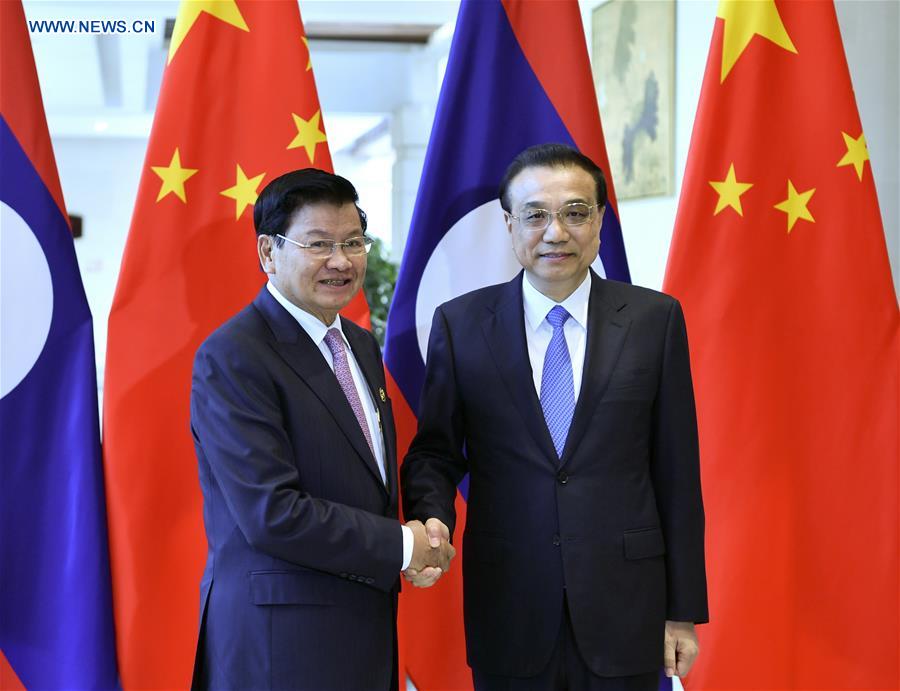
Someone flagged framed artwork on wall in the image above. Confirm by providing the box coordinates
[592,0,675,199]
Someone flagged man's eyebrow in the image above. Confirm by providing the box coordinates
[299,228,364,238]
[519,197,592,208]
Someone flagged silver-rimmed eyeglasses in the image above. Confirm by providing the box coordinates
[506,202,601,231]
[276,234,374,257]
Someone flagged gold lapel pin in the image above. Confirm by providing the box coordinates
[379,387,386,402]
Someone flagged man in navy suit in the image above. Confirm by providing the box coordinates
[402,144,708,691]
[190,169,454,691]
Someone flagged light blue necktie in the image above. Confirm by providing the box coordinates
[540,305,575,458]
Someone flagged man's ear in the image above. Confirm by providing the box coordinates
[257,234,276,275]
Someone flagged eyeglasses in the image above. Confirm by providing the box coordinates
[275,234,374,257]
[506,202,601,231]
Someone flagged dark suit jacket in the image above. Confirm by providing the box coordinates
[402,271,708,678]
[190,287,401,691]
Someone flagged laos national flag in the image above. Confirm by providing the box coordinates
[386,1,631,688]
[0,2,118,689]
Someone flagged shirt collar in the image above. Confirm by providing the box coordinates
[266,281,348,347]
[521,271,591,333]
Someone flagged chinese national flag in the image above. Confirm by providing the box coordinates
[103,2,368,687]
[665,2,898,689]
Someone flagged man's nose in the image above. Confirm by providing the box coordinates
[543,214,569,242]
[326,245,353,269]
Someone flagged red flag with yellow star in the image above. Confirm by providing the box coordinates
[103,2,368,687]
[665,1,898,688]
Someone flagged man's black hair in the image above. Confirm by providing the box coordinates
[498,143,608,212]
[253,168,367,245]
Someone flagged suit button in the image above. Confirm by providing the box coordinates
[552,535,561,546]
[366,577,375,585]
[557,471,568,484]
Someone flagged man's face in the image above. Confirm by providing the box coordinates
[504,165,604,301]
[258,201,366,325]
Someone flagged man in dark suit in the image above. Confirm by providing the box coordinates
[190,169,454,691]
[402,144,708,691]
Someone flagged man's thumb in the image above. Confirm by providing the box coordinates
[425,519,442,547]
[663,639,676,678]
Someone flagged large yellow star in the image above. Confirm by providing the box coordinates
[302,36,311,71]
[717,0,797,83]
[773,180,815,233]
[220,164,266,220]
[836,131,869,181]
[168,0,249,64]
[287,110,328,163]
[151,148,199,203]
[709,162,754,216]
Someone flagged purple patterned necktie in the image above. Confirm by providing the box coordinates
[540,305,575,458]
[324,328,374,455]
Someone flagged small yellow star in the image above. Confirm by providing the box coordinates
[220,165,266,220]
[302,36,311,71]
[169,0,249,64]
[151,148,199,203]
[287,110,328,163]
[717,0,797,83]
[709,163,754,216]
[773,180,815,233]
[836,131,869,181]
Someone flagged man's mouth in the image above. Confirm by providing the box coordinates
[319,278,352,287]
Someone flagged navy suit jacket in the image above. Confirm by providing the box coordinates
[402,271,708,678]
[190,287,401,691]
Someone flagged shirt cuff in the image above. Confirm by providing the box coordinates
[400,524,413,571]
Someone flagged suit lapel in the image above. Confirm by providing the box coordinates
[253,289,387,493]
[559,273,630,467]
[342,320,396,497]
[482,276,559,461]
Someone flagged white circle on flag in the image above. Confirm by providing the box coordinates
[1,200,54,399]
[414,200,607,361]
[415,200,520,360]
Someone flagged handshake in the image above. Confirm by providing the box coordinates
[403,518,456,588]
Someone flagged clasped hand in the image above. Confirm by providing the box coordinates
[403,518,454,588]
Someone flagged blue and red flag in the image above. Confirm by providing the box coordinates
[386,1,632,688]
[0,2,118,689]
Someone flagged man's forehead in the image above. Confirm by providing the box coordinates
[510,165,594,190]
[287,202,361,231]
[510,166,596,205]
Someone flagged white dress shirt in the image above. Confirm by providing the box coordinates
[266,282,414,570]
[521,272,591,402]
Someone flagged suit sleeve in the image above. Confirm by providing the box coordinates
[191,337,402,592]
[650,299,709,623]
[400,305,468,537]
